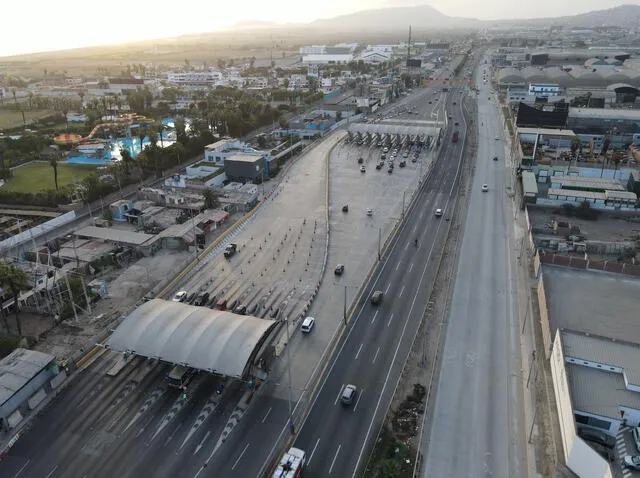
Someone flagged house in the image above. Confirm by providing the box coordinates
[109,200,133,222]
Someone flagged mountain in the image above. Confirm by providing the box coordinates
[526,4,640,29]
[308,5,476,31]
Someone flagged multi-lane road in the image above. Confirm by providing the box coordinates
[293,89,468,476]
[420,55,527,477]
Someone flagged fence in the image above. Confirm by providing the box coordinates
[538,251,640,276]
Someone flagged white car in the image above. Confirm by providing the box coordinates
[360,165,366,173]
[494,136,500,140]
[624,456,640,471]
[172,291,188,302]
[482,184,489,192]
[301,316,315,333]
[434,208,443,217]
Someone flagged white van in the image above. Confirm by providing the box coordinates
[301,317,315,333]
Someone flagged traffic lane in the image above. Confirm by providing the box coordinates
[296,125,464,475]
[0,354,151,477]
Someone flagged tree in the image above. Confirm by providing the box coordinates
[570,136,581,158]
[249,56,256,69]
[335,111,342,122]
[202,188,219,209]
[119,147,134,174]
[601,137,611,157]
[0,262,30,336]
[257,135,267,149]
[49,150,62,191]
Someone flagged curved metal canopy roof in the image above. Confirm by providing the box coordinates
[107,299,277,378]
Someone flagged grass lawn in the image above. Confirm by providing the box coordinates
[3,162,96,193]
[0,109,53,130]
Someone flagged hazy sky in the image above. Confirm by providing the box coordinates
[0,0,635,57]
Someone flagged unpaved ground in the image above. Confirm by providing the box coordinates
[33,249,192,360]
[528,207,640,243]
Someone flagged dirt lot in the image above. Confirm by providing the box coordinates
[528,207,640,243]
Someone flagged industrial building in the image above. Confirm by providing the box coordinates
[224,154,267,183]
[0,349,60,432]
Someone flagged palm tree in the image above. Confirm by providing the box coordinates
[49,151,62,190]
[137,126,148,157]
[0,261,31,336]
[156,122,165,148]
[78,90,86,111]
[202,188,218,209]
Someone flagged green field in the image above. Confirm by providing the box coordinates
[0,109,53,130]
[3,162,96,193]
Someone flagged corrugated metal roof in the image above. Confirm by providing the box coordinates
[548,188,606,200]
[522,171,539,195]
[552,176,625,190]
[0,348,55,406]
[605,190,638,200]
[517,127,576,137]
[566,363,640,420]
[107,299,277,378]
[75,226,154,246]
[562,331,640,386]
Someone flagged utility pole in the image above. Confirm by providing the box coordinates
[402,191,406,218]
[378,227,382,261]
[343,285,348,325]
[284,314,295,434]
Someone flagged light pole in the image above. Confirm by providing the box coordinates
[282,314,296,434]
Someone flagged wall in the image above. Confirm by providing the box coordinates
[538,274,552,357]
[539,251,640,276]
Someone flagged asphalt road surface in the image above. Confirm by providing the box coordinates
[292,89,467,477]
[420,55,527,477]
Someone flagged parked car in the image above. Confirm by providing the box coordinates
[224,243,237,258]
[493,156,498,161]
[577,427,616,448]
[172,291,188,303]
[215,298,228,310]
[341,384,357,406]
[342,204,349,212]
[357,157,363,164]
[301,316,315,333]
[194,292,210,306]
[633,426,640,452]
[624,456,640,471]
[370,290,383,305]
[366,208,374,216]
[334,264,345,275]
[360,165,366,173]
[399,161,406,168]
[233,304,247,315]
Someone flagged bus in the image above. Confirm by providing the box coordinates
[165,365,195,389]
[272,447,306,478]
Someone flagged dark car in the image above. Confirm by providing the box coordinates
[399,161,406,168]
[370,290,384,305]
[215,298,228,310]
[335,264,345,275]
[194,292,210,306]
[577,427,616,449]
[234,304,247,315]
[493,156,498,161]
[454,122,459,126]
[357,157,364,164]
[584,440,614,462]
[376,163,383,170]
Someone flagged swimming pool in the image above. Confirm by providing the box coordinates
[65,135,176,165]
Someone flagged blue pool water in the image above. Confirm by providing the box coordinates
[65,135,176,165]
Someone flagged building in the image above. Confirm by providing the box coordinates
[567,107,640,136]
[528,83,562,97]
[302,54,353,66]
[243,77,268,89]
[0,348,59,432]
[204,139,262,166]
[224,153,267,182]
[300,45,327,55]
[358,51,391,65]
[167,71,224,85]
[109,200,134,223]
[107,78,145,94]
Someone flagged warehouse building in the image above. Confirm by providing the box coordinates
[0,349,60,432]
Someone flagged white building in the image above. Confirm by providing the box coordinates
[300,45,326,55]
[528,83,562,97]
[203,138,261,166]
[167,71,224,85]
[302,54,353,66]
[243,77,268,89]
[358,51,391,64]
[367,45,396,54]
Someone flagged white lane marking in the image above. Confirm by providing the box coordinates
[396,261,401,271]
[231,443,249,470]
[45,466,58,478]
[371,310,379,324]
[373,347,381,364]
[14,459,30,478]
[404,241,409,251]
[351,190,448,477]
[334,385,345,405]
[355,343,364,360]
[409,262,414,272]
[261,407,272,423]
[399,285,405,297]
[385,283,391,294]
[354,389,364,412]
[307,438,321,467]
[328,444,342,474]
[193,430,211,455]
[387,313,395,328]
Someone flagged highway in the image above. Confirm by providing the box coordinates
[420,55,527,476]
[292,88,467,476]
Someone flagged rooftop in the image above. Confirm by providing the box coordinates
[569,108,640,120]
[225,153,264,163]
[74,226,154,246]
[518,127,576,137]
[547,188,606,200]
[605,190,638,200]
[522,171,539,195]
[0,348,56,406]
[551,176,625,191]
